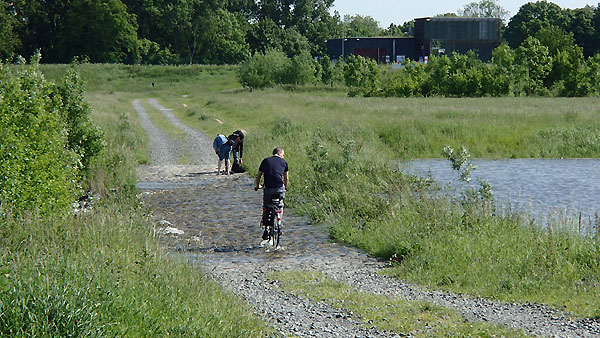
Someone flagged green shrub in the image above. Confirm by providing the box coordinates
[237,49,290,89]
[0,61,78,213]
[343,55,380,97]
[0,58,104,214]
[60,66,105,172]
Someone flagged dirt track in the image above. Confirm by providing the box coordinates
[135,98,600,338]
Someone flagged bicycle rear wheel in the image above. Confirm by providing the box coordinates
[273,211,282,247]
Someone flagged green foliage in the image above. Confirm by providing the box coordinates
[138,39,179,65]
[458,0,509,21]
[56,0,139,63]
[343,55,380,97]
[381,60,429,97]
[0,0,19,61]
[0,205,271,337]
[505,1,571,48]
[342,14,383,37]
[0,61,79,214]
[237,49,291,89]
[60,66,105,171]
[286,51,318,85]
[320,55,334,85]
[515,37,552,96]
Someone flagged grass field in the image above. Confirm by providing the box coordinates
[19,64,600,324]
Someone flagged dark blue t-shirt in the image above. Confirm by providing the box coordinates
[259,156,288,189]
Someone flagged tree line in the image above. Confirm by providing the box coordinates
[2,1,600,74]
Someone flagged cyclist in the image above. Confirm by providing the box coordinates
[254,147,288,241]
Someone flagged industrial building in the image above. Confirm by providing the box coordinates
[327,17,501,63]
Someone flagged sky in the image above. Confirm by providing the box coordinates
[330,0,600,27]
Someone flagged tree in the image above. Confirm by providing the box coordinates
[489,43,515,96]
[343,14,383,37]
[55,0,139,63]
[515,37,552,96]
[343,54,380,97]
[383,21,413,37]
[458,0,509,21]
[0,0,20,60]
[504,1,571,48]
[194,9,249,64]
[568,6,598,57]
[237,49,291,89]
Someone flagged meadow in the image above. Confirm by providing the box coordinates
[9,62,598,336]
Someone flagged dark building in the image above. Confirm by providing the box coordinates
[327,17,501,63]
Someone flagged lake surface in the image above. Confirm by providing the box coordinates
[400,159,600,230]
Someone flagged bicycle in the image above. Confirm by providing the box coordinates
[256,186,284,249]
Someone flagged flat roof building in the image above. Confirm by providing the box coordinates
[327,17,501,63]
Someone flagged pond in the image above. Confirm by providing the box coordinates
[400,159,600,231]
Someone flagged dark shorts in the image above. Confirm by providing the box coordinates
[219,144,232,161]
[263,187,285,208]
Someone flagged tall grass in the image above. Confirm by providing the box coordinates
[2,63,270,336]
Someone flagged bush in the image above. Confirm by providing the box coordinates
[59,66,105,172]
[0,58,104,214]
[237,49,291,89]
[285,51,318,85]
[381,60,429,97]
[343,55,380,97]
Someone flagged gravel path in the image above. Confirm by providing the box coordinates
[134,99,600,338]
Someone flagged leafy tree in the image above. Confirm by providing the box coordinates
[0,0,20,61]
[514,37,551,96]
[196,9,249,64]
[9,0,65,62]
[567,6,598,57]
[489,43,515,96]
[505,1,571,48]
[1,58,77,213]
[320,55,334,85]
[342,14,383,37]
[59,66,105,171]
[252,0,338,56]
[343,54,380,97]
[458,0,509,21]
[237,49,291,89]
[585,54,600,95]
[138,38,178,65]
[381,60,429,97]
[383,21,413,37]
[55,0,139,63]
[285,51,318,85]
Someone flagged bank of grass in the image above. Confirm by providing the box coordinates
[2,63,270,336]
[32,64,600,320]
[269,270,530,337]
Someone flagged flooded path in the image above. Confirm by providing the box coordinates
[134,99,600,338]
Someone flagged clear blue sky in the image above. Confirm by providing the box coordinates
[330,0,599,27]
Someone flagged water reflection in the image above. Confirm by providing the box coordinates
[400,159,600,231]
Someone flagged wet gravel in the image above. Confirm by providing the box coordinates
[134,99,600,338]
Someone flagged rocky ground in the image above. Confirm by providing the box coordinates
[134,98,600,338]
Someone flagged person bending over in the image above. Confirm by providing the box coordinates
[212,133,232,175]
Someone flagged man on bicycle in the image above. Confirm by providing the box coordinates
[254,147,288,240]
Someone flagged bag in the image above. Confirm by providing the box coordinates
[231,161,246,173]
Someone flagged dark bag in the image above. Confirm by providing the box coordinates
[231,161,246,173]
